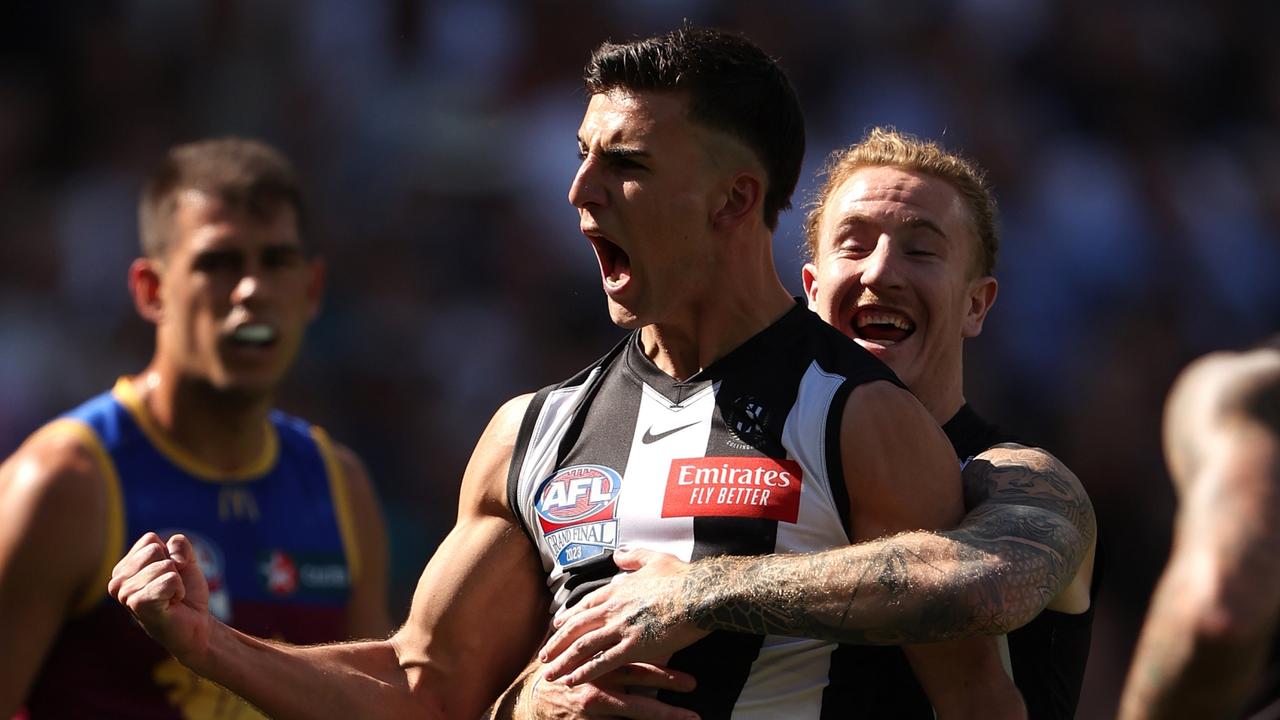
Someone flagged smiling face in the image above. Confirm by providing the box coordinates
[803,165,997,419]
[139,190,322,398]
[569,89,728,329]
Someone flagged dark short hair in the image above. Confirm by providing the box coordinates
[804,127,999,278]
[584,26,805,230]
[138,137,306,259]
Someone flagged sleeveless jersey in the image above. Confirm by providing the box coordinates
[22,378,361,720]
[834,405,1097,719]
[509,304,910,719]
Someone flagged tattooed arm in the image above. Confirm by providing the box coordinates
[684,443,1095,644]
[538,442,1096,681]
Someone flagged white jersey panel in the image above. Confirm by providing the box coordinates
[732,637,834,719]
[515,369,605,599]
[732,361,850,717]
[777,361,851,552]
[614,382,715,561]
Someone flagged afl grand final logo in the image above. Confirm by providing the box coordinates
[534,464,622,568]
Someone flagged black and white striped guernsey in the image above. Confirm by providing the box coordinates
[507,302,912,719]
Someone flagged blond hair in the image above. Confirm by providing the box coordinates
[804,127,998,277]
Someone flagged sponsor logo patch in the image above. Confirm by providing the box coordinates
[662,457,803,522]
[264,550,299,596]
[534,464,623,568]
[255,551,350,599]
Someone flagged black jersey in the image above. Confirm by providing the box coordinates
[508,303,909,719]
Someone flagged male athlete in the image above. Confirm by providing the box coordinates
[1121,338,1280,719]
[0,138,389,719]
[529,128,1098,719]
[108,28,1022,719]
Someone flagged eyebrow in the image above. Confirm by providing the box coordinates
[577,136,650,160]
[834,213,946,238]
[904,216,946,237]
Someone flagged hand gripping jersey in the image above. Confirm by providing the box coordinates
[22,378,361,720]
[509,304,910,719]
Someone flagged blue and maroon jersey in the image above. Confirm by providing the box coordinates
[22,378,361,719]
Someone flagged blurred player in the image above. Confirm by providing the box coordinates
[107,28,1022,719]
[0,137,389,719]
[528,128,1098,719]
[1121,338,1280,719]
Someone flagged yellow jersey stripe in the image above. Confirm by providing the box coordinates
[32,419,127,615]
[311,426,360,584]
[112,377,277,482]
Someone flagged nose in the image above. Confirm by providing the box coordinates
[568,155,604,209]
[859,234,904,290]
[231,270,265,307]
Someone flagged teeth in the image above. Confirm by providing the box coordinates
[232,324,276,344]
[856,311,913,330]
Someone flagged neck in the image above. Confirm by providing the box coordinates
[640,228,795,380]
[132,363,275,473]
[914,362,966,425]
[929,394,967,426]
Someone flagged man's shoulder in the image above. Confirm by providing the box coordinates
[1176,345,1280,426]
[799,313,902,386]
[1,416,114,563]
[5,415,113,489]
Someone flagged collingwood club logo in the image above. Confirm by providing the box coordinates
[725,395,778,452]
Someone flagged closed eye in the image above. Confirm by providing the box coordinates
[262,245,305,269]
[192,249,243,275]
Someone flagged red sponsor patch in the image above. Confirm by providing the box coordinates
[265,550,299,596]
[662,457,803,522]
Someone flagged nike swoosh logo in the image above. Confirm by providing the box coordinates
[641,421,700,444]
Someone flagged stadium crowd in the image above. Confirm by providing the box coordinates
[2,1,1278,714]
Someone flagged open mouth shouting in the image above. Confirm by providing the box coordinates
[585,229,632,295]
[226,322,279,350]
[852,306,915,347]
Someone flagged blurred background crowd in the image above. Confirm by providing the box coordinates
[2,0,1277,714]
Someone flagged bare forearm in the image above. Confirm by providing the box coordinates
[193,622,437,720]
[1123,429,1280,719]
[1120,570,1273,719]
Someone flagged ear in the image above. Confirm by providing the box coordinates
[962,275,998,338]
[128,258,164,324]
[305,257,327,321]
[801,262,820,310]
[712,172,763,231]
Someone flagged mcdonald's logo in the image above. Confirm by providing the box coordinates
[218,487,260,522]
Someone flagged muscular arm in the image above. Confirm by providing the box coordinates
[111,395,550,720]
[0,424,111,716]
[1120,349,1280,719]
